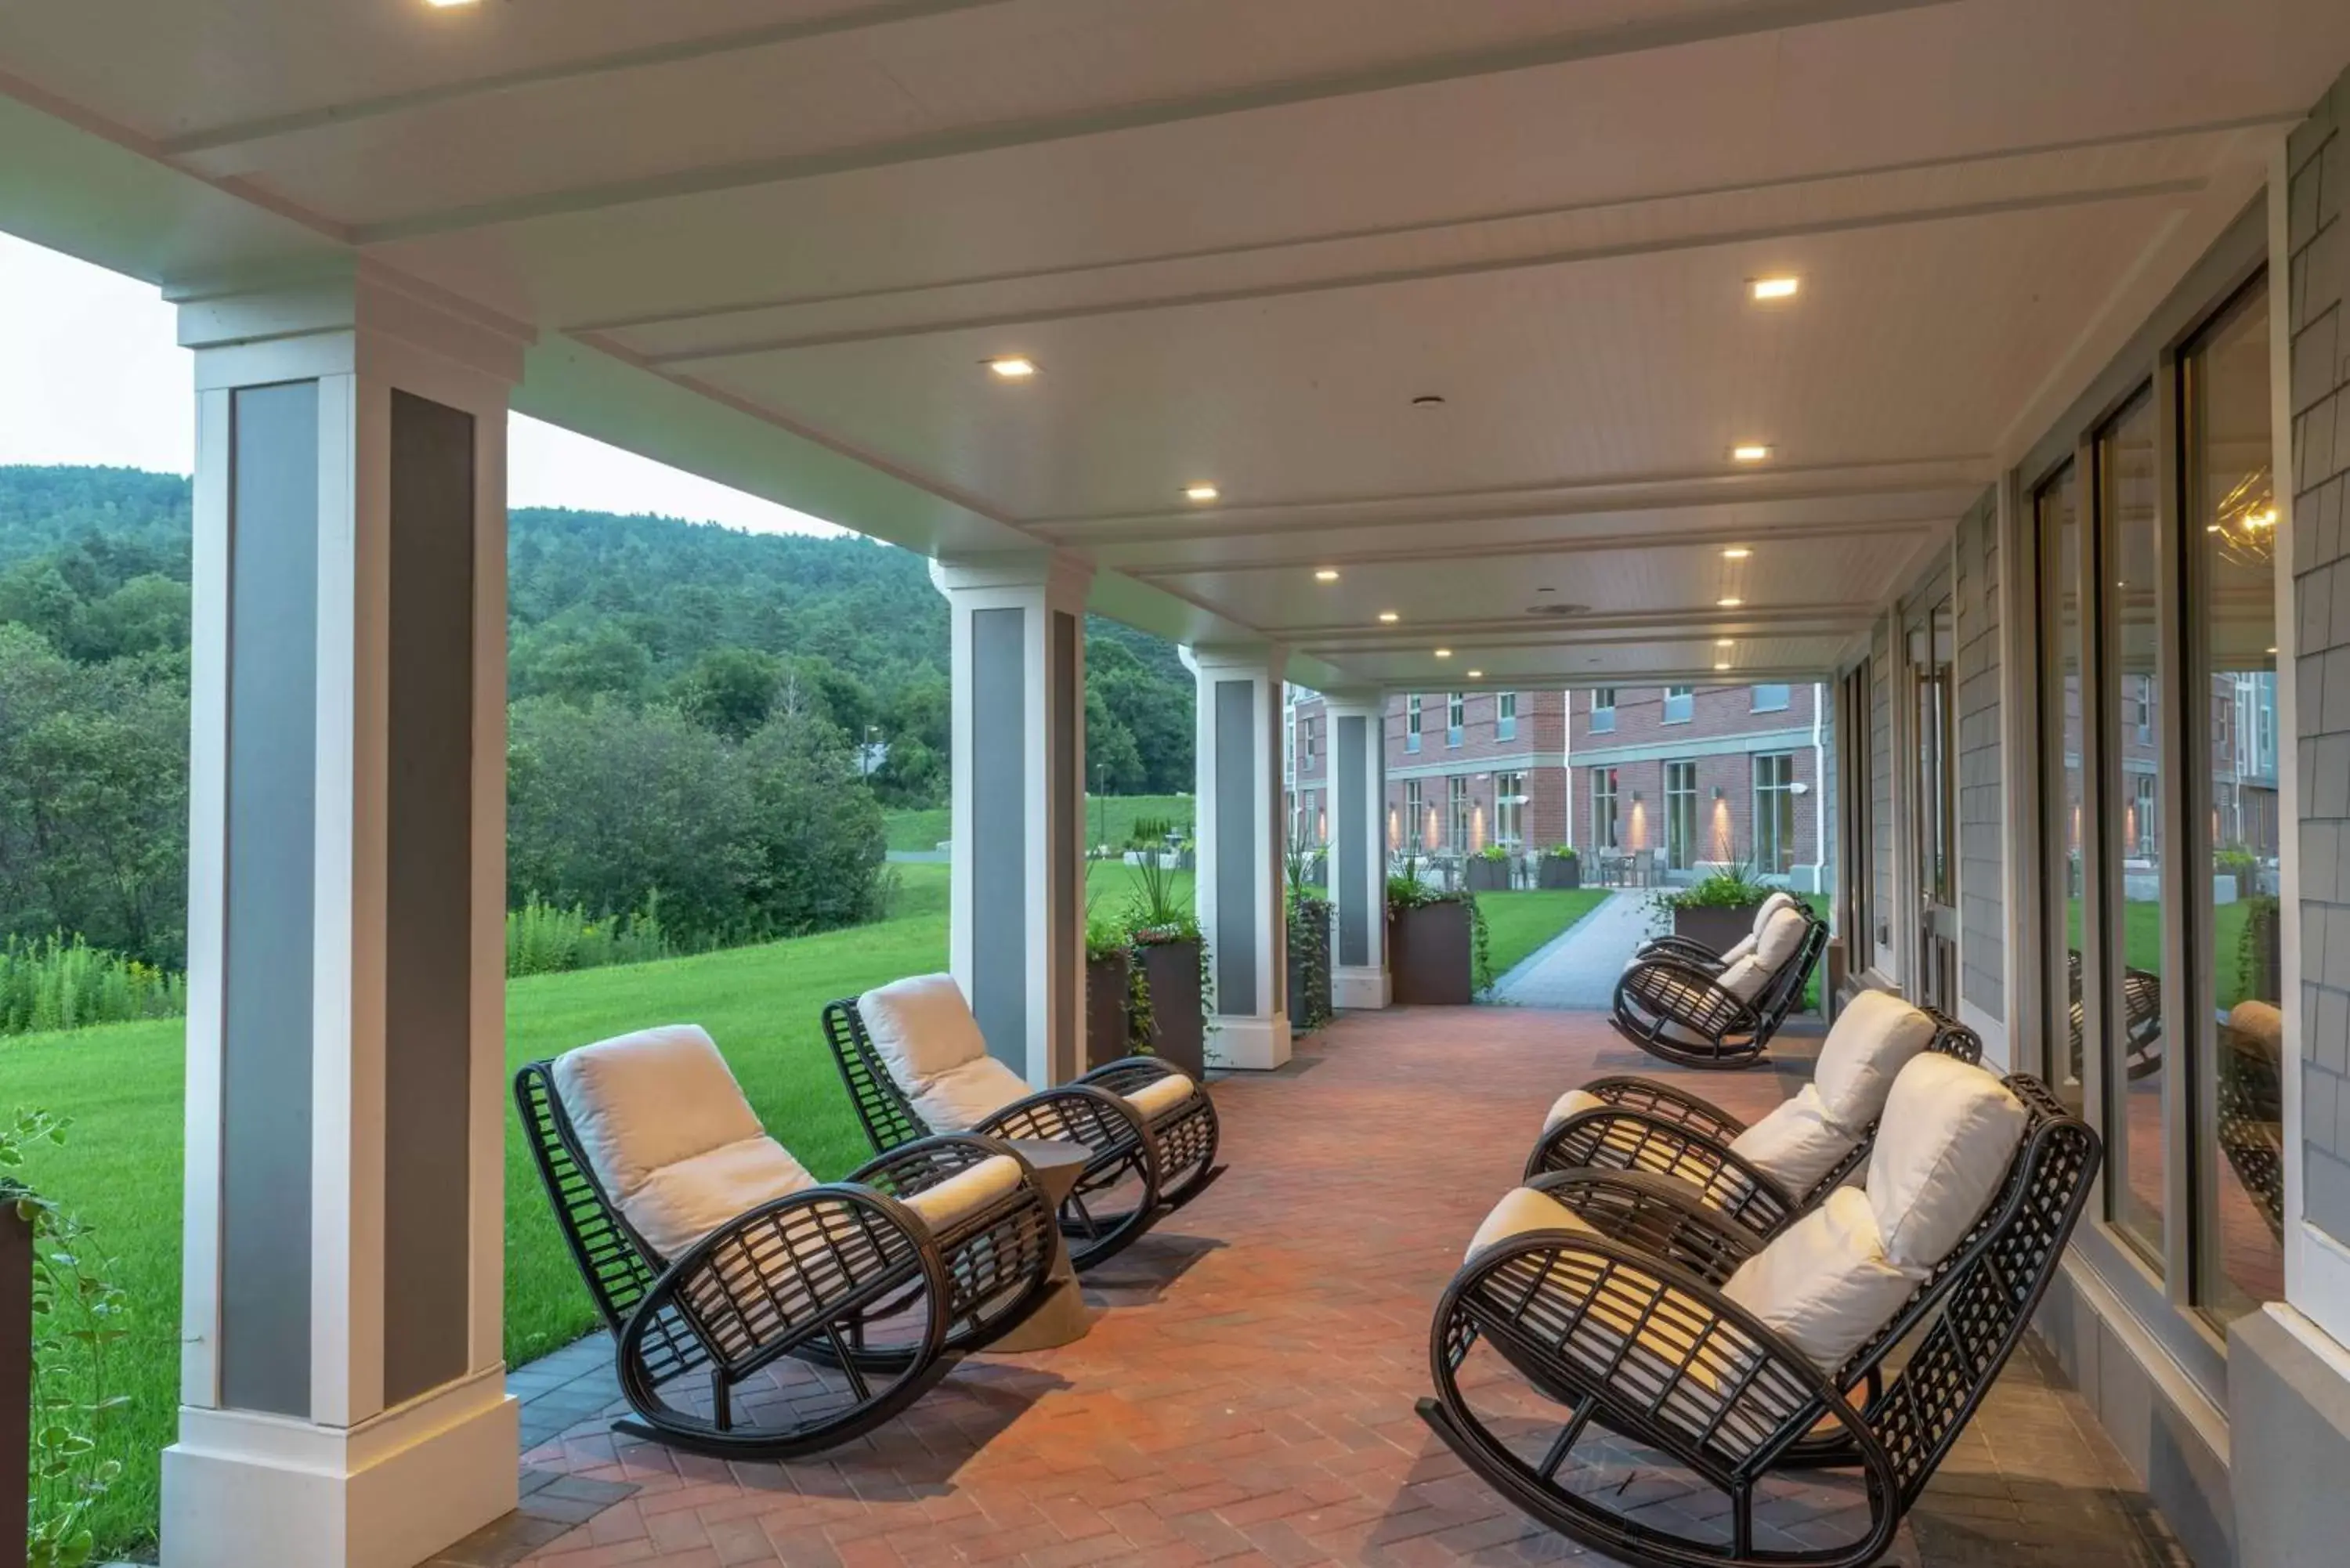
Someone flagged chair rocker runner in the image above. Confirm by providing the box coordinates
[1613,901,1828,1070]
[516,1024,1058,1459]
[1420,1054,2100,1568]
[824,974,1223,1271]
[1529,992,1982,1242]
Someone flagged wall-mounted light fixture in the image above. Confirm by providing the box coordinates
[1712,786,1726,800]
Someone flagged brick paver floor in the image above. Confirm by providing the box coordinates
[446,1006,2186,1568]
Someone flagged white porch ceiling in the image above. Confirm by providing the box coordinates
[4,0,2344,690]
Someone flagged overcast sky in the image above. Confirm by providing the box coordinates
[0,230,841,537]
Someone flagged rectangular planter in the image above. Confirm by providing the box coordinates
[1672,904,1762,956]
[2,1205,30,1565]
[1465,858,1512,892]
[1537,856,1582,890]
[1134,938,1206,1078]
[1086,953,1133,1070]
[1390,901,1474,1005]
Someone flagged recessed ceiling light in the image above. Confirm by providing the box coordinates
[1434,648,1453,659]
[1716,638,1734,648]
[985,356,1037,379]
[1718,596,1744,608]
[2267,645,2280,655]
[1731,444,1772,464]
[1722,547,1752,560]
[1749,276,1800,302]
[1314,568,1340,583]
[1184,483,1220,503]
[1467,670,1484,679]
[1715,661,1732,671]
[1378,611,1400,623]
[425,0,479,7]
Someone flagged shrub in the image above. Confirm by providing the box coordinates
[505,896,675,977]
[0,936,183,1037]
[1542,844,1578,862]
[1655,861,1776,911]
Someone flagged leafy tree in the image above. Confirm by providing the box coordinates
[671,646,783,739]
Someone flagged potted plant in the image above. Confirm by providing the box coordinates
[1123,855,1209,1076]
[1466,844,1513,892]
[1653,861,1776,954]
[1284,836,1334,1034]
[1386,855,1494,1004]
[1537,844,1582,890]
[1083,914,1135,1071]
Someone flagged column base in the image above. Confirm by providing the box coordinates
[1334,965,1392,1010]
[163,1367,519,1568]
[1210,1013,1292,1071]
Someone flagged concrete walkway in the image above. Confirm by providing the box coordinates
[1492,889,1657,1007]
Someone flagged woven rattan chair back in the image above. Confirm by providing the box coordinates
[822,999,933,1154]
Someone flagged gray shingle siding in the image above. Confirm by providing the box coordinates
[2292,66,2350,1241]
[1956,488,2006,1021]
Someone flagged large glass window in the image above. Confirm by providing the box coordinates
[1405,779,1426,851]
[1754,753,1797,875]
[2100,385,2166,1268]
[1495,771,1525,847]
[1662,685,1694,723]
[1448,775,1471,853]
[2038,463,2086,1113]
[2185,279,2280,1322]
[1752,684,1791,713]
[1405,694,1422,753]
[1591,688,1617,733]
[1664,761,1697,870]
[1447,692,1465,748]
[1497,692,1517,741]
[1592,767,1619,851]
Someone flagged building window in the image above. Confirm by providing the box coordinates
[1753,753,1796,874]
[1447,692,1465,748]
[1405,779,1426,851]
[2099,383,2167,1269]
[1448,775,1470,853]
[1591,688,1617,733]
[1496,691,1517,741]
[2183,275,2279,1322]
[1664,761,1697,870]
[1591,767,1619,851]
[1405,694,1422,753]
[1495,771,1525,847]
[1662,685,1694,724]
[1751,683,1791,714]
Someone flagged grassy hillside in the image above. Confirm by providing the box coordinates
[888,794,1198,854]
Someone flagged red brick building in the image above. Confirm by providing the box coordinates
[1286,683,1833,891]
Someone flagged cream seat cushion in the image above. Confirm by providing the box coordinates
[1723,1055,2026,1372]
[859,974,1032,1131]
[1542,1087,1609,1133]
[1749,905,1810,976]
[1124,1071,1198,1122]
[901,1154,1025,1234]
[553,1024,818,1261]
[1469,1184,1603,1259]
[1719,990,1937,1193]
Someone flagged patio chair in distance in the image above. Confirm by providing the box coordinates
[516,1024,1058,1458]
[1611,901,1828,1070]
[824,974,1222,1270]
[1421,1053,2100,1568]
[1528,991,1983,1243]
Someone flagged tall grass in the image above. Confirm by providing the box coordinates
[504,895,674,977]
[0,934,184,1036]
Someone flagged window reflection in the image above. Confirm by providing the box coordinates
[2039,465,2085,1113]
[2101,388,2165,1269]
[2189,282,2283,1321]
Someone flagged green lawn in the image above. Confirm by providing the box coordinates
[885,793,1197,854]
[2066,896,2262,1008]
[1477,889,1612,980]
[6,850,1578,1554]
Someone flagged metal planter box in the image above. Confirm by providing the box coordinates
[1086,953,1133,1070]
[1537,856,1582,890]
[1390,901,1474,1005]
[1133,938,1206,1078]
[1672,904,1761,956]
[1465,857,1513,893]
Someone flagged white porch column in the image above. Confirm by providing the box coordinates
[163,266,526,1568]
[1322,689,1392,1010]
[931,553,1092,1086]
[1184,645,1292,1068]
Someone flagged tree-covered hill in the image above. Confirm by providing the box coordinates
[0,464,1195,969]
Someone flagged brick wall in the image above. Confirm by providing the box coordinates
[1955,487,2006,1021]
[2290,67,2350,1240]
